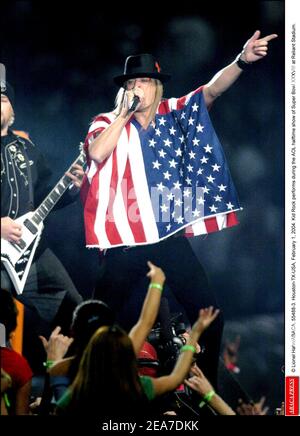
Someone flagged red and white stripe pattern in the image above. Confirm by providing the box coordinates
[83,113,160,248]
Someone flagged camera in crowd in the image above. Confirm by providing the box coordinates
[147,314,187,374]
[138,297,197,376]
[137,297,205,416]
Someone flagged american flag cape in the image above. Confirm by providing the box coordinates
[82,86,241,250]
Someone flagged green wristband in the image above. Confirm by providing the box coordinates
[149,282,163,292]
[180,344,196,354]
[199,390,216,408]
[43,360,54,369]
[3,393,11,408]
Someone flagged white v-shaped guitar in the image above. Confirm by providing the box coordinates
[1,148,86,295]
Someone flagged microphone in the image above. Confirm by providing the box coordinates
[128,95,140,112]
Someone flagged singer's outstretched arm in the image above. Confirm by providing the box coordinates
[202,30,277,107]
[89,31,277,163]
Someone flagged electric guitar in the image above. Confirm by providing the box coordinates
[1,147,86,295]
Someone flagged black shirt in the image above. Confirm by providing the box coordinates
[1,131,53,218]
[1,130,80,257]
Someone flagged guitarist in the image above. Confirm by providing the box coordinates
[1,83,84,344]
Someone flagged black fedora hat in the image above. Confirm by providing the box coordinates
[114,53,171,87]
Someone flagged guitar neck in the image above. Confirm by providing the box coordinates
[31,153,85,225]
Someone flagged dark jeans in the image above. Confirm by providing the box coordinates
[94,236,224,388]
[1,248,83,333]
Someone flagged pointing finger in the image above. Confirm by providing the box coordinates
[263,33,278,42]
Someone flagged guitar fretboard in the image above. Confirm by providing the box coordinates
[31,153,86,226]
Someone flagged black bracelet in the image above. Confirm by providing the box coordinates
[236,54,252,71]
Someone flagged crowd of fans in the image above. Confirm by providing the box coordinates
[0,263,285,417]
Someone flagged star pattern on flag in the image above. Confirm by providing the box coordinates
[135,90,240,238]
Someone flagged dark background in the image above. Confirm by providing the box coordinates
[1,1,285,413]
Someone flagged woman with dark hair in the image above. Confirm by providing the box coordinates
[60,325,149,416]
[38,300,115,412]
[57,306,219,417]
[67,299,115,380]
[38,261,165,412]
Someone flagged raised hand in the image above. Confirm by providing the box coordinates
[146,260,166,285]
[253,396,269,415]
[185,364,214,396]
[242,30,278,63]
[236,396,269,415]
[39,325,73,362]
[192,306,220,334]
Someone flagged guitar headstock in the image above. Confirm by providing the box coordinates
[78,142,87,166]
[79,141,84,153]
[64,142,87,176]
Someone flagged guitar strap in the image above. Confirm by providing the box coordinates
[16,136,35,212]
